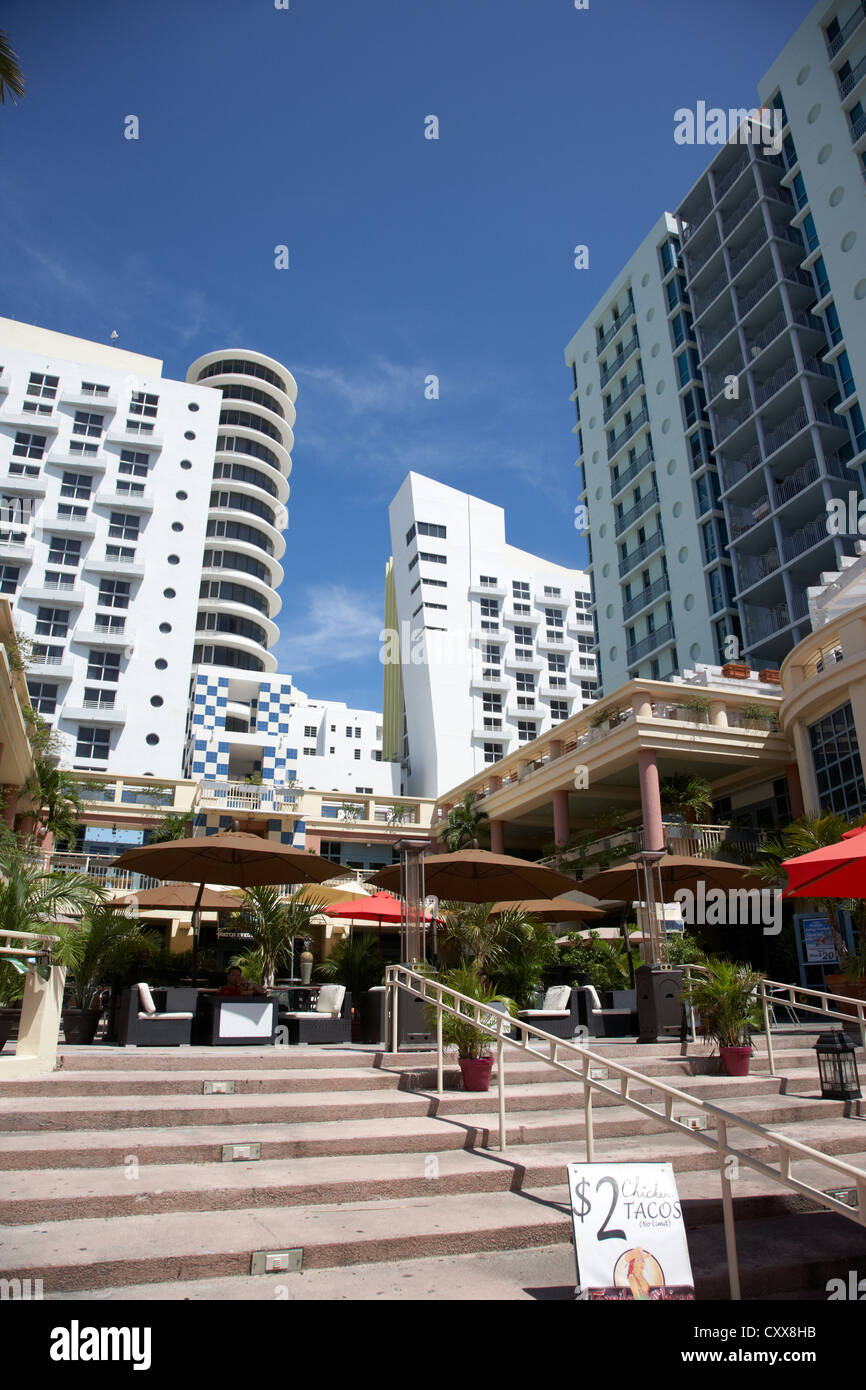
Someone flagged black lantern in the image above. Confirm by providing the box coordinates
[815,1031,861,1100]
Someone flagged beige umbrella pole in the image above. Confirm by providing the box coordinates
[191,880,205,988]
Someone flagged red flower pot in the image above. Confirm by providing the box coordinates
[720,1045,752,1076]
[459,1057,493,1092]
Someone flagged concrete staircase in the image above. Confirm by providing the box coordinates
[1,1033,865,1301]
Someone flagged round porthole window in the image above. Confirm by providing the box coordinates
[184,431,196,440]
[163,588,175,598]
[159,622,172,633]
[180,460,192,470]
[188,402,199,412]
[171,522,183,532]
[167,555,180,565]
[155,659,168,671]
[176,490,188,500]
[146,734,159,746]
[150,696,164,707]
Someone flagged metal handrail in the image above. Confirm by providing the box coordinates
[0,928,57,959]
[386,963,866,1301]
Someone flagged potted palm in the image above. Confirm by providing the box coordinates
[229,886,328,987]
[51,903,159,1043]
[428,966,517,1091]
[317,934,385,1041]
[682,958,764,1076]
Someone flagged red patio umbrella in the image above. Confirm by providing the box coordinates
[782,826,866,899]
[326,891,438,952]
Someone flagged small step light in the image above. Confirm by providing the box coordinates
[250,1249,303,1276]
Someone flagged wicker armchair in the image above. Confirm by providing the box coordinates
[277,985,353,1045]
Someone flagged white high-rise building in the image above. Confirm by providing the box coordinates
[0,319,221,778]
[565,0,866,692]
[384,473,595,798]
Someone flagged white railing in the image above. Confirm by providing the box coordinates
[196,781,300,813]
[386,964,866,1301]
[0,928,56,959]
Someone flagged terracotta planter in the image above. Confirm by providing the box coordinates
[721,663,750,679]
[62,1009,101,1044]
[459,1056,493,1092]
[758,669,781,684]
[824,975,866,1021]
[720,1045,752,1076]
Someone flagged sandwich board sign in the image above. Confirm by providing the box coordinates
[567,1162,694,1300]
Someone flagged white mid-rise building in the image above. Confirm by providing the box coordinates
[0,319,222,778]
[384,473,595,798]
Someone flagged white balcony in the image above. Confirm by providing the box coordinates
[197,781,301,814]
[61,703,127,725]
[19,583,85,606]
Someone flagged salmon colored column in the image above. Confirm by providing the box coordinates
[638,750,664,852]
[553,789,570,847]
[785,763,804,821]
[489,818,504,855]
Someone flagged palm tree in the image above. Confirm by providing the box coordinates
[443,793,488,851]
[317,934,385,997]
[437,902,541,982]
[756,812,866,967]
[23,760,84,849]
[0,839,104,959]
[230,886,329,987]
[0,29,25,106]
[659,774,713,824]
[147,811,194,844]
[50,903,158,1010]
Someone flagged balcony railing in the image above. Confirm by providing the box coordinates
[826,2,866,55]
[721,184,759,238]
[596,301,635,353]
[781,515,831,562]
[736,266,777,317]
[622,572,670,622]
[699,310,737,355]
[614,486,659,537]
[599,333,640,388]
[715,397,754,440]
[684,235,721,278]
[693,271,730,318]
[603,369,644,423]
[718,442,764,491]
[618,528,664,577]
[762,405,809,456]
[707,356,744,399]
[743,600,792,644]
[682,195,713,238]
[728,226,768,278]
[607,405,649,460]
[773,456,821,507]
[734,547,779,589]
[626,621,675,666]
[715,149,751,199]
[610,445,654,499]
[754,356,799,407]
[729,496,771,538]
[197,781,300,813]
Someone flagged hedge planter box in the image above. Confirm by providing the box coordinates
[459,1057,493,1092]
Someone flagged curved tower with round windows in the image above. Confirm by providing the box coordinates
[186,350,296,673]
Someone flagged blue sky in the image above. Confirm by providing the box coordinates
[1,0,814,712]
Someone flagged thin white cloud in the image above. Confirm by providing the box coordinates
[272,584,384,675]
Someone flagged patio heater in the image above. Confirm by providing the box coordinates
[631,850,683,1043]
[815,1031,861,1100]
[393,839,434,1047]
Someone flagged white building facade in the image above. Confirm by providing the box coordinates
[385,473,595,799]
[0,320,221,778]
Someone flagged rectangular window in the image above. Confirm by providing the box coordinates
[482,693,502,712]
[106,544,135,563]
[81,381,110,398]
[60,472,93,500]
[47,536,81,567]
[72,411,104,439]
[57,504,87,521]
[129,391,159,418]
[580,680,598,700]
[517,720,538,742]
[547,653,567,672]
[516,672,534,692]
[69,440,98,456]
[76,726,111,760]
[809,702,866,817]
[576,635,594,652]
[97,579,130,610]
[543,586,561,598]
[27,681,58,714]
[354,748,361,760]
[94,613,125,632]
[26,372,59,401]
[303,725,317,737]
[419,551,446,564]
[422,576,447,588]
[304,747,316,756]
[0,564,19,594]
[108,512,140,541]
[119,450,150,477]
[544,608,564,627]
[408,554,418,571]
[417,521,446,538]
[483,742,502,764]
[550,700,569,721]
[512,581,530,599]
[84,687,115,709]
[514,626,532,645]
[86,649,121,683]
[12,431,47,459]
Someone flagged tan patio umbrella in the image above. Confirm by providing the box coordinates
[113,884,243,911]
[369,848,580,903]
[291,882,365,906]
[490,896,605,922]
[578,853,762,901]
[113,832,338,984]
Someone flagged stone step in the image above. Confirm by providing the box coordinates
[2,1126,863,1224]
[0,1066,832,1132]
[54,1046,379,1072]
[4,1180,865,1295]
[0,1093,849,1169]
[0,1067,403,1097]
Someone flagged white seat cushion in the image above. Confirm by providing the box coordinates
[519,1009,570,1019]
[316,985,345,1017]
[137,1011,193,1021]
[138,982,156,1016]
[542,986,572,1011]
[583,986,603,1011]
[281,1011,326,1021]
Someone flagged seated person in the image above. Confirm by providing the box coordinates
[216,966,267,998]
